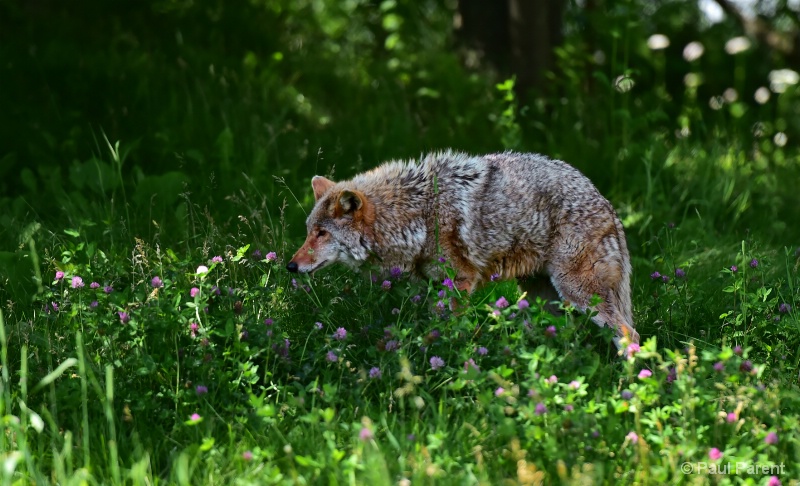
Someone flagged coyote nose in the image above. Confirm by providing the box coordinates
[286,261,299,273]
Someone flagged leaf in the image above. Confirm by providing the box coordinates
[29,410,44,433]
[199,437,215,452]
[32,358,78,393]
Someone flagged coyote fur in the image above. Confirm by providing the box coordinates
[287,151,639,347]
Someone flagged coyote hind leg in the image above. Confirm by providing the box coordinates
[546,227,639,349]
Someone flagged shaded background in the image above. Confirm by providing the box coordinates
[1,0,799,247]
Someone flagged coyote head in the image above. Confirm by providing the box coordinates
[287,176,375,274]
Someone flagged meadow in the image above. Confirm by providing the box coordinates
[0,1,799,484]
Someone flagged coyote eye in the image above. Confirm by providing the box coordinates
[317,229,327,237]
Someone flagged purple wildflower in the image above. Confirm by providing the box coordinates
[333,327,347,340]
[666,367,677,383]
[196,385,208,395]
[55,271,64,280]
[369,367,382,379]
[437,290,446,299]
[190,413,201,421]
[151,276,163,288]
[266,251,277,262]
[495,387,505,396]
[730,265,738,273]
[252,249,262,259]
[638,369,652,379]
[390,267,402,279]
[438,256,447,263]
[764,431,778,445]
[359,427,374,441]
[750,258,759,268]
[242,451,253,461]
[384,340,400,352]
[381,280,392,291]
[314,321,323,330]
[50,302,59,312]
[212,256,223,264]
[740,360,753,373]
[104,285,113,294]
[546,375,558,385]
[626,343,641,357]
[661,275,670,283]
[517,299,529,310]
[708,448,723,460]
[264,318,273,326]
[733,345,743,355]
[430,356,445,370]
[273,339,290,359]
[190,287,200,298]
[534,403,547,415]
[411,294,422,304]
[768,477,781,486]
[779,303,791,314]
[621,390,633,400]
[569,380,581,390]
[726,412,737,423]
[675,268,686,278]
[90,282,100,289]
[442,278,454,291]
[564,404,574,412]
[545,325,557,338]
[490,273,500,281]
[326,351,338,363]
[477,346,488,356]
[626,431,639,444]
[118,311,130,324]
[650,271,661,280]
[90,301,98,309]
[463,359,479,373]
[714,361,725,372]
[71,276,85,289]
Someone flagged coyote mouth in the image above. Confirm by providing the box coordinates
[309,260,329,275]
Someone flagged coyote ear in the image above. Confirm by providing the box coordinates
[337,190,363,215]
[311,176,335,201]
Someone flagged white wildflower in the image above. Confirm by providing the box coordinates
[754,87,771,104]
[683,41,704,62]
[725,36,751,55]
[647,34,670,50]
[769,69,799,93]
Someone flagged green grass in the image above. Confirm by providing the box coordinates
[2,1,800,483]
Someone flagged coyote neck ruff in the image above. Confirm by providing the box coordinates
[287,150,639,346]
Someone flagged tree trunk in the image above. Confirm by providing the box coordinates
[509,0,565,100]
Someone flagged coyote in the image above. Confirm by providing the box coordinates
[287,151,639,348]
